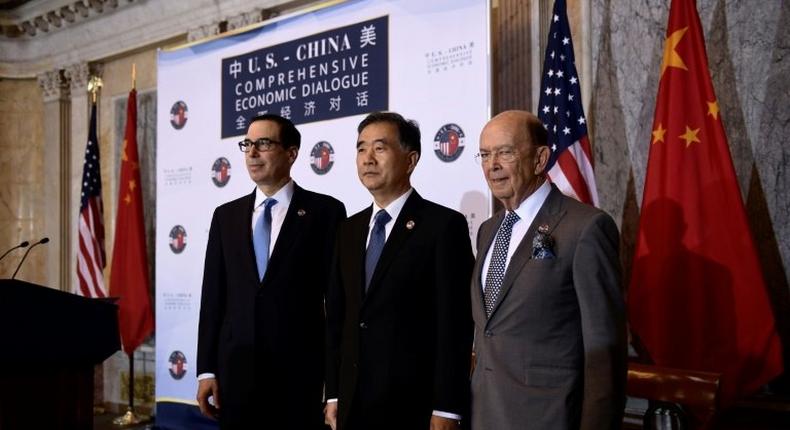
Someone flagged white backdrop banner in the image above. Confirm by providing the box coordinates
[155,0,490,426]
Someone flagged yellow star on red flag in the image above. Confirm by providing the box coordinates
[661,27,689,76]
[707,100,719,120]
[679,125,700,147]
[652,123,667,145]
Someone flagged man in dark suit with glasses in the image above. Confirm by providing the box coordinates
[197,114,346,429]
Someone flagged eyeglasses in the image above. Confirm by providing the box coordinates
[238,138,282,153]
[474,147,518,164]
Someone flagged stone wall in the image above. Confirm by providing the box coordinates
[0,78,45,283]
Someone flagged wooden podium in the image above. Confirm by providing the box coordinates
[0,279,120,430]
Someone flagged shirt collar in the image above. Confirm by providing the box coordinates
[254,179,295,209]
[511,180,551,221]
[370,188,413,226]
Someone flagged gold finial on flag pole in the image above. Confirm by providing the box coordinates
[87,76,103,104]
[132,63,136,90]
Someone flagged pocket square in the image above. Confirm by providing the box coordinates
[531,224,556,259]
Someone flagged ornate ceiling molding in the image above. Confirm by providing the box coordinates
[64,61,103,93]
[0,0,300,78]
[36,68,69,102]
[0,0,132,38]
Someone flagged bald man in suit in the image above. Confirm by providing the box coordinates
[470,110,627,430]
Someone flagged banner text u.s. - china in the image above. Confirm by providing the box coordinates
[221,16,389,138]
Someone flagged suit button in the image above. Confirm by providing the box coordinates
[484,330,493,337]
[359,322,368,329]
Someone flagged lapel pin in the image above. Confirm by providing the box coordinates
[406,220,415,230]
[537,223,550,234]
[297,209,306,216]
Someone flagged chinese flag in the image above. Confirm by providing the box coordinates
[110,89,154,355]
[628,0,783,408]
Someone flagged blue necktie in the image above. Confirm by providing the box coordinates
[253,198,277,281]
[483,211,520,317]
[365,209,391,291]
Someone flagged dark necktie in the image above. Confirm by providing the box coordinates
[364,209,391,291]
[253,198,277,281]
[483,211,520,317]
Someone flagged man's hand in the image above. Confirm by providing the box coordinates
[196,378,220,420]
[430,415,461,430]
[324,402,338,430]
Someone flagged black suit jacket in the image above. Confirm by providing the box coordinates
[197,184,345,429]
[326,191,474,430]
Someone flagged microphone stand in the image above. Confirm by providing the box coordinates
[11,238,49,279]
[0,241,29,264]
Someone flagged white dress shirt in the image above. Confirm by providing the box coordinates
[365,188,412,245]
[481,180,551,289]
[197,180,295,382]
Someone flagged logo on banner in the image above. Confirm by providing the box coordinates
[425,41,475,75]
[211,157,232,187]
[310,141,335,175]
[168,350,188,380]
[170,101,189,130]
[169,225,187,254]
[163,166,193,186]
[433,123,465,162]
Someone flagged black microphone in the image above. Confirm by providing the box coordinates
[0,240,29,264]
[11,237,49,280]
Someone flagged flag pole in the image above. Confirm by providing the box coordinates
[113,351,149,426]
[113,63,149,427]
[84,74,105,417]
[87,75,102,105]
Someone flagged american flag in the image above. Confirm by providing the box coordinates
[217,163,229,182]
[315,146,332,170]
[317,147,328,169]
[76,102,107,297]
[439,131,460,157]
[537,0,598,206]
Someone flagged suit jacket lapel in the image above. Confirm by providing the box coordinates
[263,184,307,284]
[239,188,260,284]
[350,206,372,301]
[364,191,423,301]
[486,185,567,323]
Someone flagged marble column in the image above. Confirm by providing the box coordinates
[492,0,534,114]
[36,69,70,290]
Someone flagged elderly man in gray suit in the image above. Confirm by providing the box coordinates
[470,110,627,430]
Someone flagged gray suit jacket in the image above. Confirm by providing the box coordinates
[470,185,627,430]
